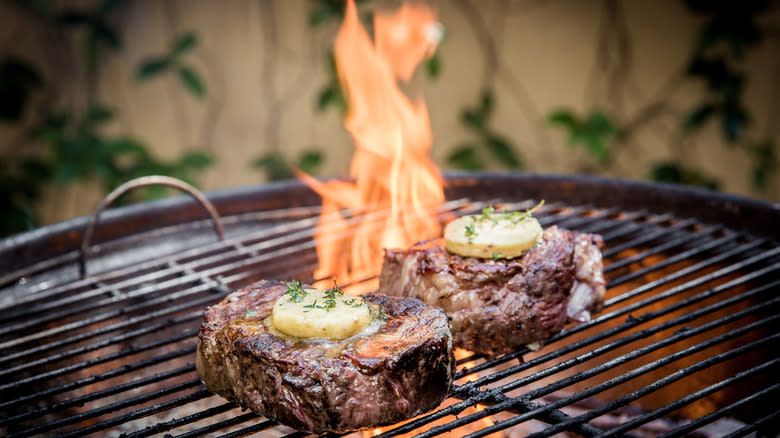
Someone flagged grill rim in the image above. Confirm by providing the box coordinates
[1,171,778,279]
[0,179,777,437]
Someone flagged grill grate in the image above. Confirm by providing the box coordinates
[1,185,778,437]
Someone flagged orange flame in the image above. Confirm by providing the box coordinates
[301,0,444,293]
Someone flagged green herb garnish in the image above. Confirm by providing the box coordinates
[284,280,308,303]
[370,302,389,321]
[505,200,545,224]
[465,223,477,243]
[245,307,258,317]
[480,205,494,220]
[492,252,502,261]
[303,300,325,312]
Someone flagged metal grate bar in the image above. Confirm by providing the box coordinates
[2,239,320,351]
[720,408,780,438]
[0,205,327,289]
[1,258,324,398]
[659,384,780,438]
[601,218,697,258]
[603,225,725,273]
[121,402,238,438]
[1,200,475,337]
[441,285,779,435]
[0,304,201,368]
[387,284,778,438]
[1,199,467,315]
[454,245,778,383]
[54,386,212,438]
[454,280,778,413]
[592,214,674,242]
[5,379,204,438]
[206,419,282,438]
[1,364,196,426]
[496,270,780,395]
[1,194,776,437]
[0,345,195,411]
[175,415,276,438]
[605,233,752,290]
[604,241,776,309]
[0,330,196,393]
[458,324,780,438]
[596,358,780,437]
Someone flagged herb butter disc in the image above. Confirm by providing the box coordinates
[444,203,544,259]
[271,281,374,340]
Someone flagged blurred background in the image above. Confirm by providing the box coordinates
[1,0,778,238]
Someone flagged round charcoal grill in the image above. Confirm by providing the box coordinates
[0,172,778,437]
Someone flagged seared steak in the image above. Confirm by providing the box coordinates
[196,280,455,433]
[378,226,605,357]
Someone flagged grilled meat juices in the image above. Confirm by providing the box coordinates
[379,225,606,357]
[196,280,455,433]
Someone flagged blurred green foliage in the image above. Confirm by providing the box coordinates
[0,0,214,238]
[547,110,618,164]
[547,0,776,192]
[253,150,324,181]
[449,90,522,170]
[136,32,206,99]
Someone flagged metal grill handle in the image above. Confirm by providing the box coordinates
[79,175,225,278]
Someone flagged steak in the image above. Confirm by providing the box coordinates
[378,226,606,357]
[196,280,455,433]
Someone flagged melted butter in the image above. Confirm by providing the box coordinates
[270,288,373,341]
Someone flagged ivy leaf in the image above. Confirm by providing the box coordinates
[253,153,292,180]
[480,90,494,116]
[425,53,441,79]
[86,105,114,124]
[172,32,198,56]
[92,19,120,50]
[297,151,323,175]
[650,162,720,190]
[683,102,716,132]
[486,134,521,168]
[721,101,748,142]
[548,109,616,163]
[547,110,577,130]
[178,150,214,169]
[585,111,617,136]
[103,137,148,157]
[316,85,345,113]
[447,144,483,170]
[309,6,333,27]
[136,57,170,80]
[461,109,484,132]
[53,160,84,186]
[749,141,776,191]
[178,65,206,98]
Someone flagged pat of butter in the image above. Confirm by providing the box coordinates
[444,214,543,259]
[272,288,372,340]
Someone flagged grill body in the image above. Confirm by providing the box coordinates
[1,172,778,437]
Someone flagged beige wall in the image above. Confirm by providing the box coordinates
[1,0,778,226]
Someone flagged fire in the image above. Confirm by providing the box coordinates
[301,0,445,293]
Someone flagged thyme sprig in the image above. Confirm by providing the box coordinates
[284,280,308,303]
[286,279,389,320]
[463,200,545,241]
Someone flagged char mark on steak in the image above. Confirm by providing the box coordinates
[196,280,455,433]
[378,225,605,357]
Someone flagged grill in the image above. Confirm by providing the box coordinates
[1,172,778,437]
